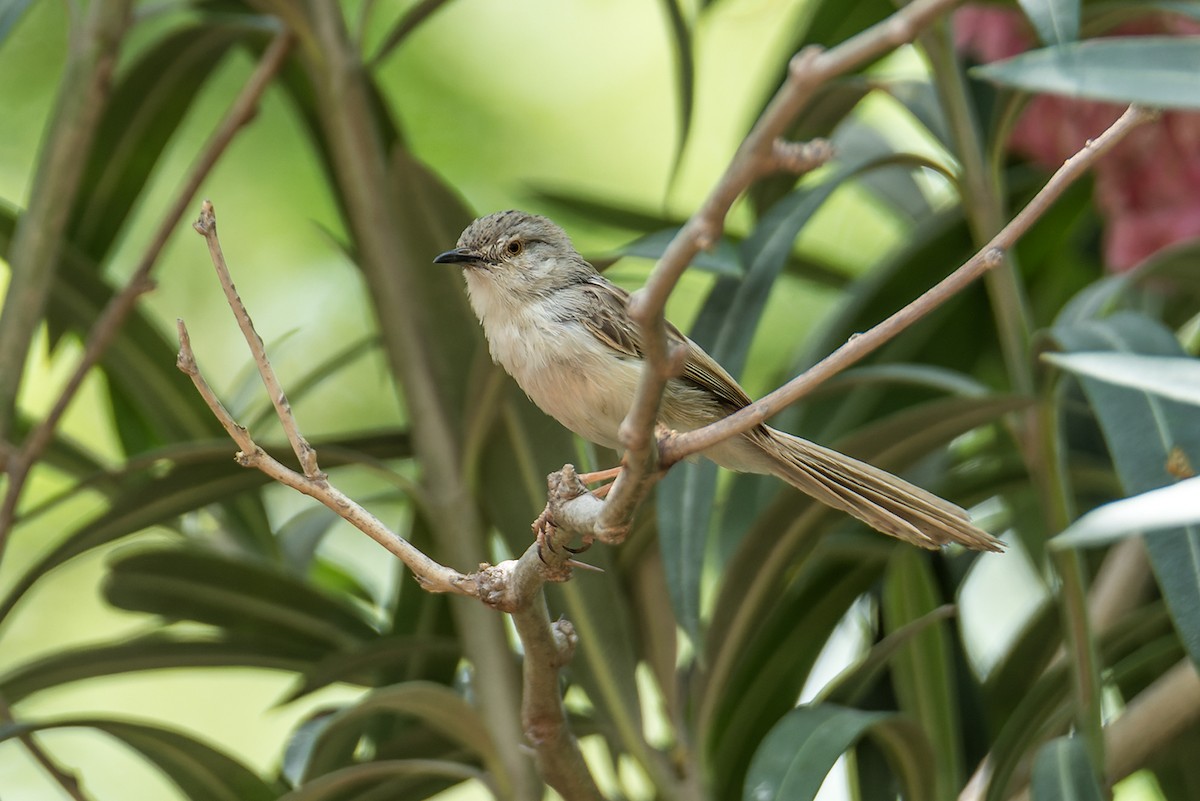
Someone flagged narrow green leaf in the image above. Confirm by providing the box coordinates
[1052,311,1200,668]
[743,704,934,801]
[0,431,410,624]
[1031,737,1104,801]
[280,760,483,801]
[707,394,1023,722]
[819,605,957,706]
[1018,0,1080,45]
[882,549,962,801]
[1051,478,1200,549]
[0,718,280,801]
[1042,351,1200,407]
[103,547,381,652]
[974,38,1200,109]
[304,683,501,786]
[282,636,461,702]
[68,24,249,259]
[657,0,695,186]
[621,227,741,275]
[0,633,312,704]
[661,156,917,648]
[714,550,891,801]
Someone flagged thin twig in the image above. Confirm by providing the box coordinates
[177,321,473,595]
[179,204,475,596]
[660,104,1157,464]
[182,199,602,797]
[0,32,293,564]
[192,200,320,478]
[598,0,968,535]
[0,694,93,801]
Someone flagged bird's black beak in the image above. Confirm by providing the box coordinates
[433,248,477,265]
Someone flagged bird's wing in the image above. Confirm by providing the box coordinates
[578,277,753,412]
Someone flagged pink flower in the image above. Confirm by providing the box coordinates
[954,6,1200,270]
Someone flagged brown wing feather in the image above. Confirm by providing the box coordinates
[577,277,753,412]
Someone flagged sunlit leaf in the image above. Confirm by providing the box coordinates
[974,38,1200,108]
[1051,478,1200,549]
[1052,311,1200,668]
[1042,351,1200,407]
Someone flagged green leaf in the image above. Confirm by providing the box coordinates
[68,23,251,260]
[1018,0,1080,45]
[657,0,695,186]
[973,38,1200,109]
[660,156,921,648]
[280,760,484,801]
[1052,311,1200,668]
[1042,351,1200,407]
[743,704,934,801]
[1051,477,1200,549]
[103,547,381,652]
[303,683,502,788]
[713,547,891,801]
[0,431,411,624]
[706,394,1024,727]
[1030,736,1104,801]
[282,636,461,702]
[882,549,962,801]
[621,227,741,276]
[0,632,314,704]
[819,605,957,706]
[0,718,280,801]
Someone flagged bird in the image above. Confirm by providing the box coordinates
[434,210,1001,552]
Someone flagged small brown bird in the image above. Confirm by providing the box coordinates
[436,210,1001,552]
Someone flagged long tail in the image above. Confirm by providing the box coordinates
[751,427,1003,552]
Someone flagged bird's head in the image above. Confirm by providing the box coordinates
[434,210,594,301]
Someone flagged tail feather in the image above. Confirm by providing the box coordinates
[753,428,1003,552]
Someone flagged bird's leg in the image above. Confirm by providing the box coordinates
[578,465,623,501]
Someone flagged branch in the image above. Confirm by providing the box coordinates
[594,0,968,537]
[0,31,293,563]
[181,202,470,594]
[659,104,1156,464]
[0,0,132,444]
[183,202,601,799]
[192,201,318,477]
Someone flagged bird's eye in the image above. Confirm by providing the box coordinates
[505,240,524,256]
